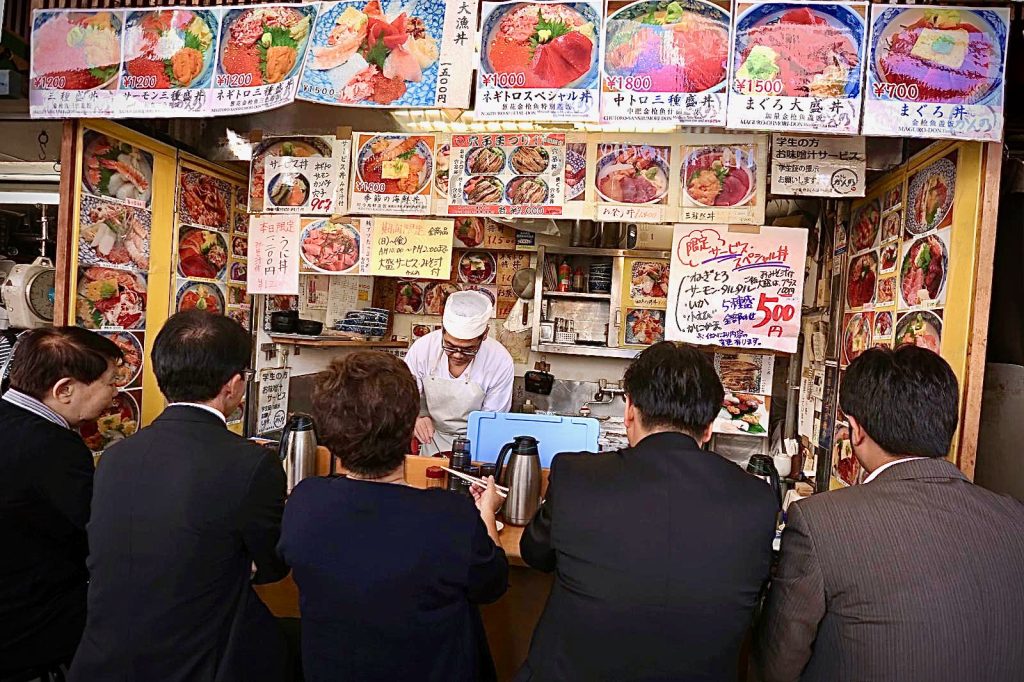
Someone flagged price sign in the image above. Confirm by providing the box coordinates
[369,217,454,280]
[264,156,343,215]
[771,134,866,197]
[247,215,301,294]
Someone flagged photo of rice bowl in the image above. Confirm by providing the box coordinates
[596,145,670,204]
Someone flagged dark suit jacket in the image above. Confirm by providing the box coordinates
[0,400,93,673]
[279,476,508,682]
[518,432,778,682]
[757,457,1024,682]
[69,405,288,682]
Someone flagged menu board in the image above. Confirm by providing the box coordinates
[296,0,477,110]
[680,133,767,224]
[350,133,436,215]
[369,217,453,279]
[771,134,866,197]
[602,0,730,125]
[726,1,867,134]
[447,133,566,217]
[250,135,335,213]
[665,224,807,352]
[247,214,302,294]
[263,155,343,215]
[862,5,1009,143]
[619,257,669,348]
[298,216,371,275]
[30,5,319,119]
[594,138,675,223]
[475,1,602,122]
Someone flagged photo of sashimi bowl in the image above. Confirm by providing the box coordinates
[423,282,460,315]
[356,135,433,195]
[900,233,948,307]
[453,217,485,249]
[895,310,942,353]
[683,146,756,207]
[843,312,872,365]
[625,309,665,345]
[176,280,226,314]
[267,172,310,207]
[604,0,730,94]
[732,4,865,99]
[99,331,144,388]
[907,157,956,235]
[434,143,450,198]
[302,0,443,106]
[78,196,151,272]
[82,131,154,207]
[218,5,314,87]
[394,280,424,313]
[596,145,670,204]
[850,198,881,252]
[32,11,121,90]
[466,147,507,175]
[506,177,549,205]
[481,2,601,90]
[122,9,217,89]
[459,252,497,285]
[79,391,139,453]
[76,267,148,330]
[178,227,228,280]
[300,220,361,274]
[871,7,1007,106]
[250,136,333,212]
[463,176,506,205]
[510,146,551,175]
[565,146,587,200]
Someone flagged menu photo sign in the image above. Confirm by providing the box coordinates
[350,133,436,215]
[680,133,767,225]
[665,224,808,352]
[601,0,730,125]
[771,134,866,197]
[862,5,1010,143]
[447,133,566,217]
[298,216,371,276]
[726,1,868,134]
[475,1,603,122]
[263,155,344,214]
[246,214,301,294]
[369,217,454,280]
[296,0,478,110]
[593,136,677,224]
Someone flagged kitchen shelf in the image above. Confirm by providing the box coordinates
[541,291,612,300]
[536,343,640,359]
[269,334,407,349]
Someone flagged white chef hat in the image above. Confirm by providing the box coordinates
[443,290,492,340]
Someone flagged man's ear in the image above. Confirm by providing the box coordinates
[848,415,865,446]
[700,423,714,446]
[624,395,635,429]
[51,377,74,404]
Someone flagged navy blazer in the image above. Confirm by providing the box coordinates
[279,475,508,682]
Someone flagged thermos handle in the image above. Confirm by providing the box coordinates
[493,442,513,484]
[278,418,294,462]
[769,467,782,508]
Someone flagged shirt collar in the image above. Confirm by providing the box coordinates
[3,389,70,429]
[863,456,927,484]
[167,402,227,425]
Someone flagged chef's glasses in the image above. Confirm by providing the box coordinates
[441,342,481,358]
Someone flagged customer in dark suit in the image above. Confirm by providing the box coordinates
[757,346,1024,682]
[70,311,288,682]
[518,342,778,682]
[279,351,508,682]
[0,328,122,678]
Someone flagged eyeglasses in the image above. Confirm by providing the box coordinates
[441,342,481,358]
[240,368,256,383]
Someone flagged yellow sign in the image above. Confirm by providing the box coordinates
[369,217,453,280]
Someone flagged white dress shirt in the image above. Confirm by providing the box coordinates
[3,389,69,428]
[168,402,227,425]
[404,330,515,413]
[863,456,926,483]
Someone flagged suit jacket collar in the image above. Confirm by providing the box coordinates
[155,404,228,429]
[871,456,968,484]
[633,431,700,452]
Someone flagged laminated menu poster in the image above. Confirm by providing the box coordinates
[665,224,807,352]
[263,155,345,215]
[250,135,335,213]
[726,1,868,134]
[369,217,453,279]
[29,5,319,119]
[298,217,372,275]
[863,6,1009,143]
[350,133,436,215]
[680,133,767,225]
[594,138,676,223]
[447,133,566,217]
[247,214,302,294]
[475,1,602,122]
[602,0,731,125]
[620,258,670,348]
[296,0,478,110]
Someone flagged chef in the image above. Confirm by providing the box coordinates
[405,290,514,455]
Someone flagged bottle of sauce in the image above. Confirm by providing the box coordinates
[557,259,572,292]
[448,437,472,495]
[572,266,585,292]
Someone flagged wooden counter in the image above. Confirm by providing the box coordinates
[256,452,553,681]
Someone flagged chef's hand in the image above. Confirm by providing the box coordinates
[414,416,435,445]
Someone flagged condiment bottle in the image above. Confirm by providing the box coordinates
[448,437,472,495]
[572,266,585,292]
[425,466,445,490]
[557,259,572,292]
[522,399,536,414]
[463,465,482,497]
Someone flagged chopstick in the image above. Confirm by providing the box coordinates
[441,467,509,497]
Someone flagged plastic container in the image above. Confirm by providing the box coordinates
[425,466,445,490]
[467,411,600,467]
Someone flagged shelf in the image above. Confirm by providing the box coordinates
[541,291,611,300]
[541,245,671,259]
[269,334,407,349]
[536,343,640,359]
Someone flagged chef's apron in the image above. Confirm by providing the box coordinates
[419,348,485,456]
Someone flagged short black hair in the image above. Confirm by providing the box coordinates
[623,342,724,437]
[153,310,251,403]
[9,327,123,400]
[313,352,419,478]
[840,346,958,458]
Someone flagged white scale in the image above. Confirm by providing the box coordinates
[2,257,56,329]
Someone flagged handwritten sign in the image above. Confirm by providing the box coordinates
[665,224,807,353]
[246,215,301,294]
[369,217,453,280]
[771,134,866,197]
[862,5,1009,143]
[257,367,290,435]
[264,156,340,214]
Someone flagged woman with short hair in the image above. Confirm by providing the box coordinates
[279,351,508,682]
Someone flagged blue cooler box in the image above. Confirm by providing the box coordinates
[466,411,600,467]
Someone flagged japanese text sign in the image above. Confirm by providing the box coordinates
[246,214,301,294]
[369,217,454,280]
[257,367,290,434]
[771,134,866,197]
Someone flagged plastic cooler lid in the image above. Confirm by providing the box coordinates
[466,411,600,467]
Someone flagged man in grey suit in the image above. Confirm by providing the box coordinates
[757,346,1024,682]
